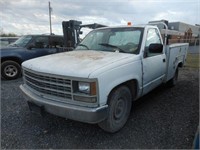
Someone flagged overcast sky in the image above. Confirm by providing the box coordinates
[0,0,199,36]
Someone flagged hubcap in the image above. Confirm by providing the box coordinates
[114,98,126,120]
[4,65,18,77]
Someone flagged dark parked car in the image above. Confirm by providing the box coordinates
[1,34,64,80]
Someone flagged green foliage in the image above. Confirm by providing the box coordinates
[185,54,200,68]
[0,33,18,37]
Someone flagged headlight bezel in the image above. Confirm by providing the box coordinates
[72,79,98,103]
[73,80,97,96]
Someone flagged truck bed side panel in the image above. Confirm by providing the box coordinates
[165,43,188,82]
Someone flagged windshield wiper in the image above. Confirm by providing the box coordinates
[98,43,126,53]
[78,44,89,50]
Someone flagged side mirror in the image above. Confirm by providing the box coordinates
[149,43,163,53]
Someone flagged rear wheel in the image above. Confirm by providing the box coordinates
[1,60,21,80]
[167,68,179,87]
[98,86,132,133]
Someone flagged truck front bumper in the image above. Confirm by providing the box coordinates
[20,84,108,124]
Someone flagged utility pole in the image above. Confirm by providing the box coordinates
[48,1,52,35]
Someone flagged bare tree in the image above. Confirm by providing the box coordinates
[0,27,4,35]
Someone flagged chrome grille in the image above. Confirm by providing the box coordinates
[23,69,72,101]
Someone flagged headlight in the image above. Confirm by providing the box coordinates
[73,81,97,95]
[73,81,97,103]
[78,82,90,94]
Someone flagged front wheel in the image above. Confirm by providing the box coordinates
[1,60,21,80]
[98,86,132,133]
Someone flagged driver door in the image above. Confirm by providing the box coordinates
[142,28,166,95]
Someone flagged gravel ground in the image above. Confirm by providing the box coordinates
[1,68,199,149]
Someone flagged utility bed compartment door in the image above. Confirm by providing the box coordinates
[165,43,188,82]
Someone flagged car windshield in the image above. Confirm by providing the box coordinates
[76,27,144,54]
[9,35,32,47]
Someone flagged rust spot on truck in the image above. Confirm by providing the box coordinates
[67,51,105,60]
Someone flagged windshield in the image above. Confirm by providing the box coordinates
[9,35,32,47]
[76,27,144,54]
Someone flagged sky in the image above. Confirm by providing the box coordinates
[0,0,199,36]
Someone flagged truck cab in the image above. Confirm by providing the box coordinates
[20,24,188,133]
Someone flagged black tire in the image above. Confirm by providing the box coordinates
[98,86,132,133]
[1,60,21,80]
[167,68,179,87]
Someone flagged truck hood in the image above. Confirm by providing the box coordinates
[22,50,134,78]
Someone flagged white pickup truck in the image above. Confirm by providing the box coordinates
[20,23,188,133]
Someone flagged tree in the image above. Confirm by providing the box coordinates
[0,28,18,37]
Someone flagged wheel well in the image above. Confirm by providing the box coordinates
[178,62,183,68]
[124,79,138,100]
[1,57,22,65]
[110,79,138,101]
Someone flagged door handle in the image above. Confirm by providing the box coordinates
[163,59,166,62]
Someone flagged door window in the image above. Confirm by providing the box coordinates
[49,36,64,48]
[145,28,162,57]
[34,36,49,48]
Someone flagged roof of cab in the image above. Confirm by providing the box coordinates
[92,24,157,30]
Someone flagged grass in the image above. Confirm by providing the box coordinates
[185,53,200,68]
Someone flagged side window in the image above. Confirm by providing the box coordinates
[145,28,162,57]
[49,36,64,48]
[34,36,49,48]
[0,39,9,47]
[145,28,161,46]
